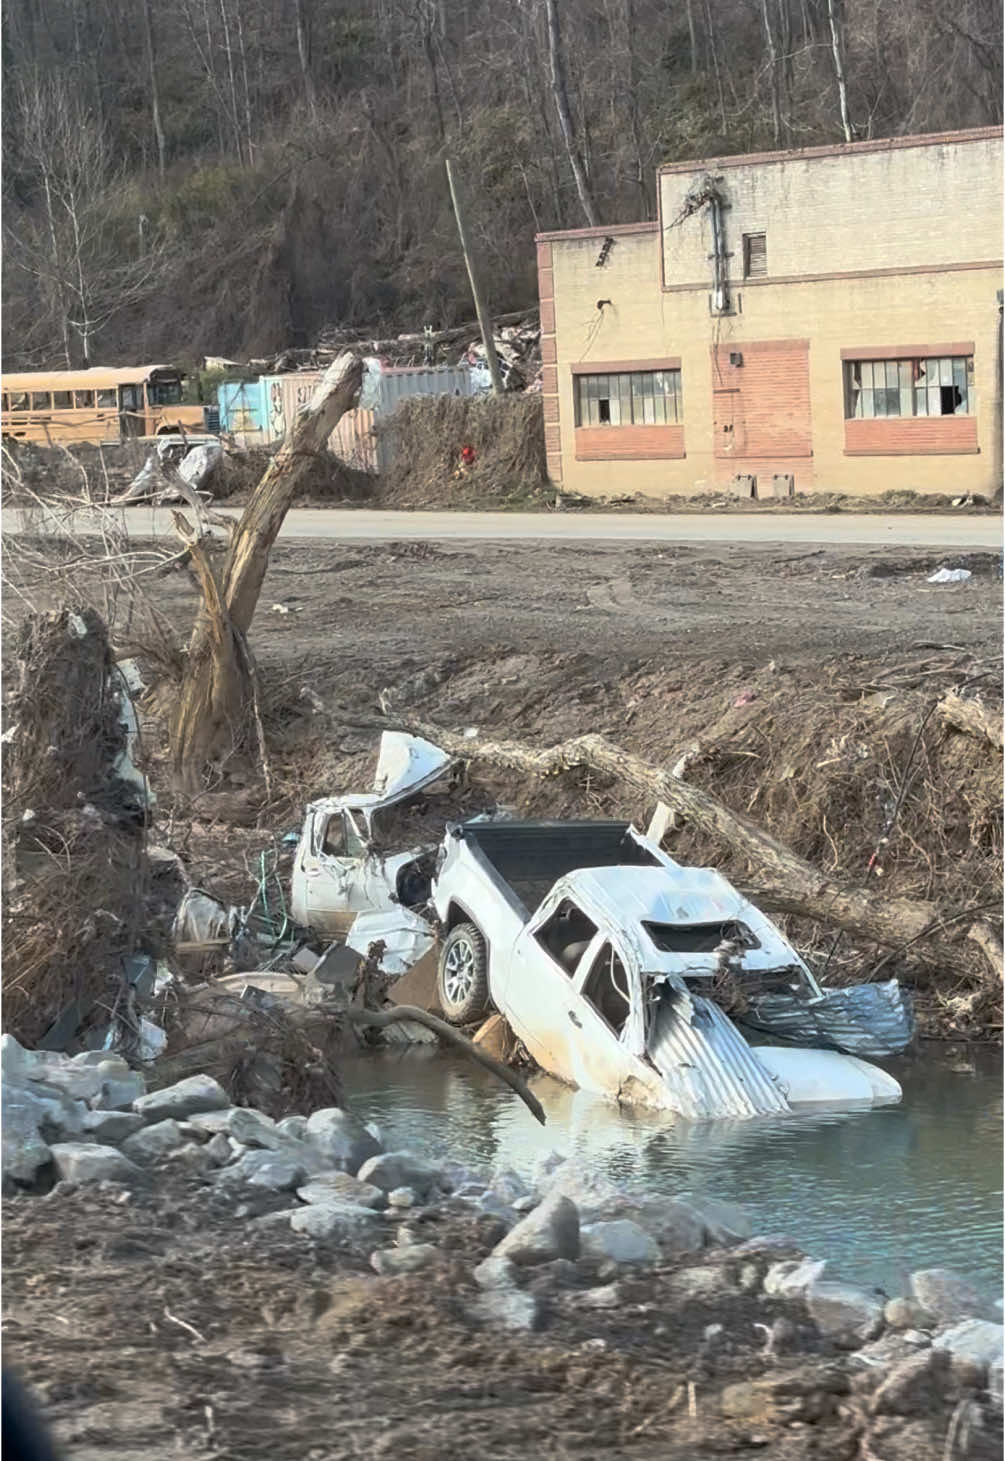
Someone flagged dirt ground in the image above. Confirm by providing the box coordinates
[5,1176,996,1461]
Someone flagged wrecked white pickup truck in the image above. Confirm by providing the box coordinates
[431,819,912,1119]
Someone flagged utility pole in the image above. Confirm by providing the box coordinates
[445,157,505,396]
[994,289,1003,497]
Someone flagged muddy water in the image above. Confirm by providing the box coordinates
[341,1047,1003,1296]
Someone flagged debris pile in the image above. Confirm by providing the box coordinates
[1,608,154,1050]
[375,392,548,507]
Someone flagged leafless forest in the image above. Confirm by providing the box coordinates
[2,0,1001,370]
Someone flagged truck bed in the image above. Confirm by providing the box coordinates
[451,819,662,917]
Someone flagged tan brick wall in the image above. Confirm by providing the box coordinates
[660,131,1003,286]
[543,131,1002,499]
[575,424,685,460]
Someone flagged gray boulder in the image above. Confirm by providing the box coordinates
[868,1351,946,1417]
[884,1296,934,1330]
[676,1192,753,1244]
[227,1109,284,1150]
[627,1197,706,1257]
[576,1283,623,1310]
[305,1108,382,1175]
[579,1219,659,1267]
[3,1079,85,1145]
[297,1173,386,1209]
[764,1257,829,1298]
[48,1142,140,1185]
[387,1187,416,1209]
[491,1168,531,1205]
[185,1110,237,1137]
[134,1074,228,1122]
[493,1192,580,1266]
[806,1280,885,1343]
[931,1320,1004,1378]
[205,1133,233,1167]
[289,1201,378,1240]
[81,1110,145,1144]
[371,1244,438,1275]
[224,1149,307,1191]
[667,1265,733,1301]
[468,1289,543,1332]
[473,1255,520,1291]
[357,1151,444,1201]
[1,1090,52,1185]
[276,1114,309,1142]
[910,1268,1001,1325]
[25,1063,108,1104]
[92,1071,147,1111]
[121,1119,186,1164]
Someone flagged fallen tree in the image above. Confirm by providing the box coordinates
[171,352,363,789]
[346,709,1002,985]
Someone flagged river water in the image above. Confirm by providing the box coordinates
[341,1046,1003,1297]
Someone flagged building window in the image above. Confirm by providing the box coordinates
[845,357,973,419]
[743,233,767,278]
[575,369,682,426]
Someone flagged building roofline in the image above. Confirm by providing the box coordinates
[535,220,658,244]
[657,125,1003,176]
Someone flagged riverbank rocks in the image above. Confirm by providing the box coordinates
[666,1264,735,1301]
[371,1244,438,1276]
[227,1109,285,1150]
[2,1089,54,1185]
[121,1119,186,1164]
[579,1219,659,1267]
[81,1110,145,1144]
[468,1288,544,1333]
[910,1268,1001,1325]
[473,1255,520,1290]
[48,1142,141,1186]
[931,1320,1004,1378]
[357,1151,443,1201]
[677,1192,754,1245]
[289,1200,378,1240]
[134,1075,229,1123]
[806,1280,885,1344]
[297,1174,386,1209]
[306,1108,383,1175]
[764,1257,829,1298]
[493,1192,580,1266]
[884,1296,934,1330]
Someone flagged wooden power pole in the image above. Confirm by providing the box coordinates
[445,157,505,396]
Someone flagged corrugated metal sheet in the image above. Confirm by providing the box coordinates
[742,979,915,1058]
[647,989,790,1118]
[217,380,267,436]
[376,363,490,413]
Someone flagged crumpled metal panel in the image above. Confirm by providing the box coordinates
[647,990,790,1119]
[741,979,915,1058]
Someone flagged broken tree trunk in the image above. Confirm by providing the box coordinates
[171,352,363,789]
[347,712,1002,983]
[937,691,1003,752]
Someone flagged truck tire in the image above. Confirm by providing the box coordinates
[438,922,490,1025]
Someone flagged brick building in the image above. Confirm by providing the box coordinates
[537,127,1003,499]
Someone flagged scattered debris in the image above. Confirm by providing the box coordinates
[927,567,973,583]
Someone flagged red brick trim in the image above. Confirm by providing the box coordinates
[546,451,564,483]
[657,126,1002,177]
[571,357,681,374]
[541,335,557,365]
[660,258,1000,293]
[840,343,974,360]
[843,416,979,456]
[534,220,659,243]
[541,365,558,394]
[542,396,560,424]
[575,425,685,460]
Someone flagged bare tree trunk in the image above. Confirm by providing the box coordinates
[544,0,600,227]
[826,0,853,142]
[235,1,255,162]
[759,0,783,144]
[141,0,167,179]
[171,353,363,786]
[624,0,651,216]
[345,712,1003,983]
[703,0,729,132]
[685,0,699,72]
[294,0,317,119]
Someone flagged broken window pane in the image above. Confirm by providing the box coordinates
[52,391,73,409]
[9,391,29,411]
[844,355,973,419]
[536,899,599,976]
[322,815,347,856]
[30,392,51,410]
[96,389,116,408]
[74,390,96,408]
[582,943,631,1037]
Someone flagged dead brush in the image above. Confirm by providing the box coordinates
[375,393,548,507]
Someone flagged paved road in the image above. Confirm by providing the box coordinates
[3,505,1001,548]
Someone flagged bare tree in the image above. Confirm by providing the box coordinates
[543,0,600,227]
[826,0,854,141]
[141,0,168,178]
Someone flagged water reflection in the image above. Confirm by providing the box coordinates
[342,1047,1003,1295]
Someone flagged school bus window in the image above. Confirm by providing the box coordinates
[1,395,8,413]
[9,391,29,411]
[96,389,116,408]
[148,379,182,406]
[74,390,96,408]
[52,391,73,409]
[31,392,51,410]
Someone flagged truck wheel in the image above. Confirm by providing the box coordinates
[438,922,489,1025]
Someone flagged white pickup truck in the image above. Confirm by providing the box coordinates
[430,819,910,1119]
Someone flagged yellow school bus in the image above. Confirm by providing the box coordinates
[1,364,210,445]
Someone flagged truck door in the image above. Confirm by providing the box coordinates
[565,937,643,1097]
[505,896,600,1087]
[294,808,372,933]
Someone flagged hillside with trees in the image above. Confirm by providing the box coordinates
[2,0,1001,370]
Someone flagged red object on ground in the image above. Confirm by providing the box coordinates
[460,445,476,466]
